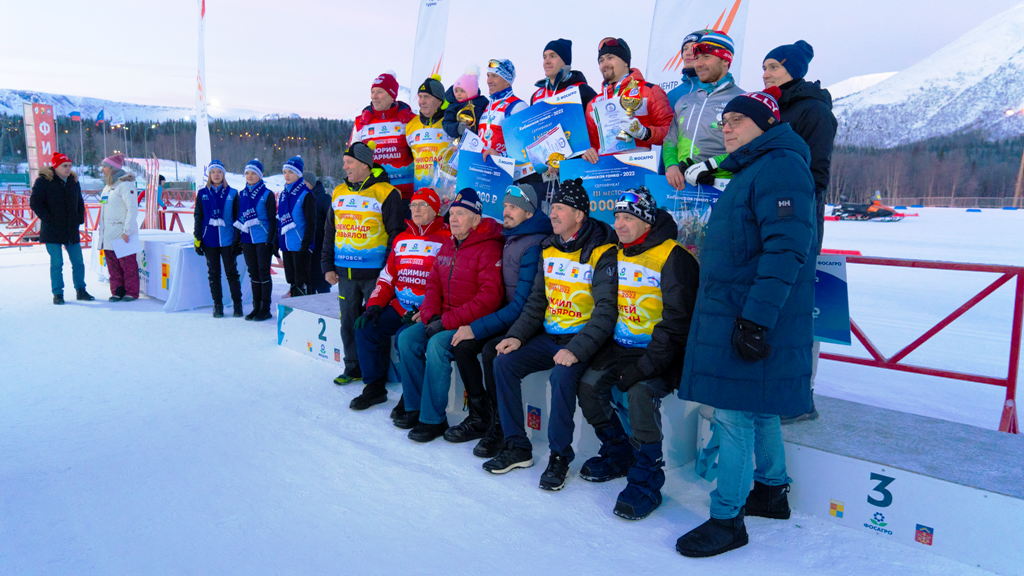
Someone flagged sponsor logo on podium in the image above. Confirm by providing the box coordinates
[307,341,313,352]
[335,348,341,362]
[865,512,893,535]
[527,405,541,430]
[829,499,844,519]
[915,524,934,546]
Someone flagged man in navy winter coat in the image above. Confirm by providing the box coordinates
[448,183,552,456]
[675,87,816,559]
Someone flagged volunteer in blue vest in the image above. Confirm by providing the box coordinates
[193,159,243,318]
[234,158,277,321]
[478,59,544,189]
[666,30,711,109]
[484,178,618,492]
[277,156,315,298]
[447,182,553,453]
[675,87,816,558]
[395,188,504,443]
[323,141,405,386]
[576,187,699,521]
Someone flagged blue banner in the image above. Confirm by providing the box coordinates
[503,87,591,174]
[645,175,723,259]
[455,151,515,220]
[814,255,852,345]
[559,151,660,224]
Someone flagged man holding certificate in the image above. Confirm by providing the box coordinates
[582,38,672,162]
[477,58,544,189]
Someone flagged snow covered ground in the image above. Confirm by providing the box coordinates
[1,208,1019,575]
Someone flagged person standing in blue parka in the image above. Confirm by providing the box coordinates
[277,155,315,297]
[194,159,243,318]
[234,158,277,321]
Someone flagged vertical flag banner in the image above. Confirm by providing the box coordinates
[22,103,57,186]
[645,0,749,92]
[409,0,450,113]
[141,157,161,230]
[195,0,212,182]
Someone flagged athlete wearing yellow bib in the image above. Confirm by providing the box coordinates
[406,77,453,192]
[576,187,699,522]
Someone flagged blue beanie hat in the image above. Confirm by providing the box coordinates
[207,159,225,174]
[544,39,573,66]
[486,58,516,84]
[765,40,814,80]
[452,188,483,215]
[283,155,304,178]
[244,158,264,178]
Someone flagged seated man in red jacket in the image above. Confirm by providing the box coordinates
[395,188,505,443]
[350,187,450,412]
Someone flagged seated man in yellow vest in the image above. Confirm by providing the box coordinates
[484,178,619,492]
[577,187,699,521]
[323,141,406,385]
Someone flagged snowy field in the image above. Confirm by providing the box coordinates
[1,208,1020,575]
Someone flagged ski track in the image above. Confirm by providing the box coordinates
[1,208,1019,575]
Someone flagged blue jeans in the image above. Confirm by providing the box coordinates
[396,322,458,425]
[354,305,407,388]
[710,409,792,519]
[493,334,590,461]
[45,242,86,294]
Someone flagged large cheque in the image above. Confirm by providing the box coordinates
[645,175,725,260]
[455,151,515,220]
[559,150,659,224]
[503,87,590,175]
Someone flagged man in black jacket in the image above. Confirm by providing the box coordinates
[30,153,94,304]
[484,178,618,492]
[307,180,332,294]
[577,188,698,521]
[762,40,838,424]
[530,38,598,109]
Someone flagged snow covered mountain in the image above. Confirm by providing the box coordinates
[0,88,289,122]
[834,2,1024,148]
[826,72,897,100]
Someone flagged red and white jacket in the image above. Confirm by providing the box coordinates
[352,102,417,199]
[585,68,673,154]
[478,87,528,157]
[366,217,450,315]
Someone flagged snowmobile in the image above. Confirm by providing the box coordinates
[831,199,906,222]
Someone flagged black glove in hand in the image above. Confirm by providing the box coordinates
[616,364,643,393]
[401,306,418,324]
[732,317,772,362]
[232,242,242,257]
[194,238,204,256]
[424,317,445,339]
[353,305,383,330]
[684,158,720,186]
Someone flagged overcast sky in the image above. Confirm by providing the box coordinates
[2,0,1020,118]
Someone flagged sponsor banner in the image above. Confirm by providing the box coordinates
[503,86,590,174]
[22,103,58,186]
[195,0,211,179]
[409,0,450,114]
[645,0,750,91]
[814,254,852,345]
[559,151,659,224]
[454,151,514,220]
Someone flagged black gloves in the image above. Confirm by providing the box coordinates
[194,238,204,256]
[269,240,280,258]
[401,306,419,324]
[232,242,242,257]
[732,317,772,362]
[353,305,383,330]
[617,364,643,393]
[424,317,445,339]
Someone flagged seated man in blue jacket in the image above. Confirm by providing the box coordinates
[449,183,552,455]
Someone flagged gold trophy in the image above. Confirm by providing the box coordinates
[437,103,477,169]
[547,152,565,169]
[616,78,643,142]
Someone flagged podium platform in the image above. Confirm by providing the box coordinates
[276,293,699,470]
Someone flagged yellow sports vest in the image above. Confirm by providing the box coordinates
[614,239,677,348]
[331,177,397,269]
[405,115,452,191]
[542,243,615,335]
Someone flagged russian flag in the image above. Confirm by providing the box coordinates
[95,109,105,126]
[70,111,82,122]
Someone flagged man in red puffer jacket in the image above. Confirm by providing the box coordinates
[395,188,505,443]
[351,71,417,201]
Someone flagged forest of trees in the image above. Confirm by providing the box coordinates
[2,113,1022,204]
[0,114,354,184]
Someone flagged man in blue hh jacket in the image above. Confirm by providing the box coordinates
[675,86,816,558]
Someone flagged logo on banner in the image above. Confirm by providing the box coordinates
[334,348,341,362]
[161,262,170,289]
[915,524,934,546]
[865,512,893,535]
[829,499,844,519]
[527,406,541,430]
[307,341,313,352]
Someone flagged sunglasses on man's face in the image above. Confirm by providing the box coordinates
[505,185,535,209]
[598,37,621,49]
[616,192,643,207]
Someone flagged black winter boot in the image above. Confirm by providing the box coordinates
[408,420,448,443]
[539,452,571,491]
[580,418,635,482]
[613,440,665,520]
[444,395,491,443]
[393,410,421,430]
[473,419,504,459]
[676,509,749,558]
[53,294,65,305]
[213,302,224,318]
[254,284,273,321]
[390,394,407,420]
[745,481,791,519]
[350,382,388,411]
[232,299,244,318]
[76,288,95,301]
[483,441,533,474]
[245,282,260,320]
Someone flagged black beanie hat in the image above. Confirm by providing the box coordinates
[544,38,573,66]
[598,37,631,67]
[345,141,375,167]
[418,76,446,103]
[552,178,590,216]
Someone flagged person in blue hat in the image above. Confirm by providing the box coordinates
[194,159,242,318]
[277,156,315,297]
[234,158,277,320]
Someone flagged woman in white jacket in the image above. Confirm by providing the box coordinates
[96,153,140,302]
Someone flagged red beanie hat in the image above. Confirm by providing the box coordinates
[50,152,71,167]
[372,72,399,100]
[411,187,441,214]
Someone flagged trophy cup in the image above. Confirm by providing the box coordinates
[433,103,478,213]
[616,78,643,142]
[546,152,565,169]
